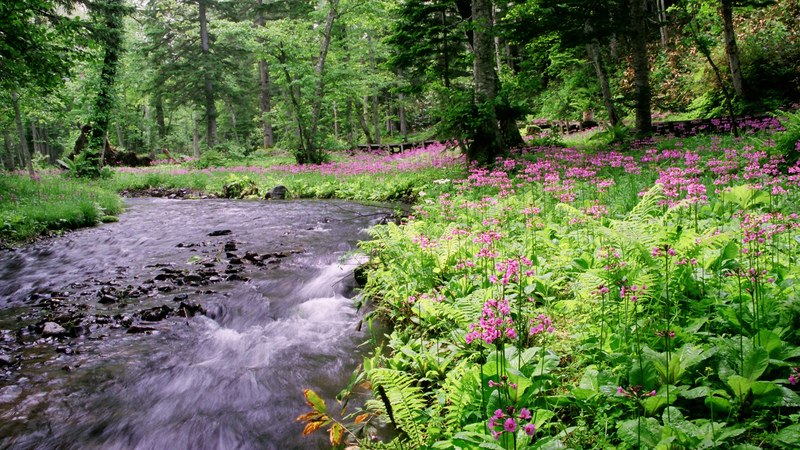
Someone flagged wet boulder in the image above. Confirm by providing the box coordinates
[264,185,288,200]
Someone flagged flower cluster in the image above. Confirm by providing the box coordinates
[617,385,657,398]
[530,314,555,335]
[487,407,536,440]
[465,298,516,344]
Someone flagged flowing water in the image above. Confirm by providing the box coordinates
[0,198,395,449]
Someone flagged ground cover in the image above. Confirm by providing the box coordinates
[302,115,800,448]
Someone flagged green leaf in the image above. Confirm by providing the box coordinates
[750,381,782,408]
[629,359,657,392]
[579,369,599,391]
[682,386,712,399]
[742,347,769,381]
[705,395,733,414]
[618,418,662,448]
[303,389,327,415]
[727,375,751,401]
[774,423,800,446]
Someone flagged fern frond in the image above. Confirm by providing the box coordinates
[369,368,429,447]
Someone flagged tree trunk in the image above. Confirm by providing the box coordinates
[399,90,408,141]
[12,92,34,175]
[659,0,668,47]
[630,0,652,133]
[493,4,502,78]
[305,0,339,158]
[227,102,239,142]
[199,1,217,148]
[89,0,124,167]
[155,96,166,148]
[333,100,338,138]
[256,0,274,149]
[586,23,622,126]
[368,33,380,145]
[31,120,40,157]
[469,0,504,164]
[5,133,15,170]
[114,107,124,148]
[720,0,745,99]
[193,111,200,157]
[345,98,354,148]
[145,104,153,159]
[356,99,374,145]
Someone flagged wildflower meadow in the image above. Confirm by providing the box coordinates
[298,113,800,449]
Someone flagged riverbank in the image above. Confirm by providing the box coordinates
[0,144,464,244]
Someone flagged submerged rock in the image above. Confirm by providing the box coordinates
[42,322,67,337]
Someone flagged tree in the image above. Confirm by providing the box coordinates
[86,0,130,165]
[629,0,652,133]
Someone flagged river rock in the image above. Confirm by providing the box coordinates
[209,230,232,236]
[264,185,288,200]
[42,322,67,336]
[173,293,189,302]
[224,241,237,252]
[177,301,205,318]
[140,305,173,322]
[0,354,15,366]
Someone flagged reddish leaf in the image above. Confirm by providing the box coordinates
[302,420,324,436]
[296,411,323,422]
[354,414,370,425]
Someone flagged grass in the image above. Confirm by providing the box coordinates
[0,171,124,243]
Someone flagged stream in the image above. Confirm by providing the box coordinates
[0,198,395,449]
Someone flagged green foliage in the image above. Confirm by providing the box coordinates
[773,108,800,164]
[349,129,800,449]
[57,153,113,180]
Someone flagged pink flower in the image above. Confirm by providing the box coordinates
[524,423,536,436]
[504,418,517,433]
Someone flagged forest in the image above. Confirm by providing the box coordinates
[1,0,798,170]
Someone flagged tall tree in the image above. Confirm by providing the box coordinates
[255,0,274,148]
[719,0,745,99]
[86,0,129,164]
[469,0,505,163]
[630,0,652,133]
[198,0,218,147]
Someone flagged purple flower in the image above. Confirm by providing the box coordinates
[504,418,517,433]
[524,423,536,436]
[518,408,531,419]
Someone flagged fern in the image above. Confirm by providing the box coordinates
[369,368,429,447]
